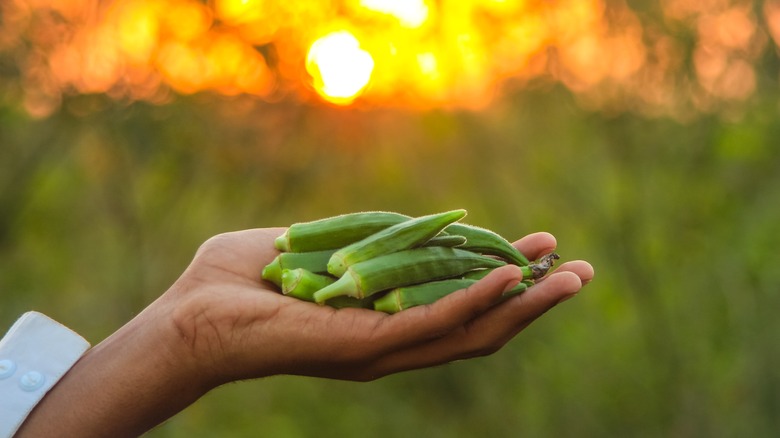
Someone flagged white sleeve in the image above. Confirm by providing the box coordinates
[0,311,91,438]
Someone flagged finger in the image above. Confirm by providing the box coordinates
[466,266,591,341]
[365,264,526,354]
[360,266,589,378]
[512,232,557,261]
[535,260,595,285]
[191,228,287,279]
[362,258,590,363]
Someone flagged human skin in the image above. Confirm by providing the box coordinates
[16,228,594,437]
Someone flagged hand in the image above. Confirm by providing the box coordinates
[17,227,593,437]
[167,228,594,384]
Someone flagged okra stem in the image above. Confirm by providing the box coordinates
[525,253,559,279]
[312,272,361,302]
[261,250,335,287]
[281,268,336,302]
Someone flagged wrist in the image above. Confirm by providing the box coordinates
[17,298,211,437]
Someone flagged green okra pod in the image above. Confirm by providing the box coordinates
[373,278,476,313]
[261,249,336,287]
[443,223,530,266]
[281,268,336,302]
[313,246,507,303]
[327,209,467,277]
[461,268,493,281]
[422,234,467,247]
[280,269,372,309]
[274,211,410,252]
[373,277,534,314]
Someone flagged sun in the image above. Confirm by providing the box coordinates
[306,31,375,105]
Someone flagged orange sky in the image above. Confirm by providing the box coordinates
[1,0,776,117]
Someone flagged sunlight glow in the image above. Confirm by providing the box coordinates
[1,0,777,116]
[360,0,429,28]
[306,31,375,104]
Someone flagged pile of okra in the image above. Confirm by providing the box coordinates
[261,209,559,313]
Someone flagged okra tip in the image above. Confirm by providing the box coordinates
[326,254,347,277]
[312,272,361,303]
[261,257,282,285]
[528,252,560,279]
[274,232,291,251]
[447,208,468,221]
[280,269,301,294]
[372,291,400,314]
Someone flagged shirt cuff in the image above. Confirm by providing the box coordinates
[0,311,90,438]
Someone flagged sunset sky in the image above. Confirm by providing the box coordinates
[1,0,777,117]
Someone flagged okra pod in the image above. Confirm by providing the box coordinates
[373,277,534,314]
[461,268,493,281]
[422,234,467,247]
[443,223,530,266]
[274,211,410,252]
[280,268,336,302]
[313,246,507,302]
[327,209,467,277]
[280,269,372,309]
[373,278,476,313]
[261,249,336,287]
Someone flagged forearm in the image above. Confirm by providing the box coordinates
[16,301,209,437]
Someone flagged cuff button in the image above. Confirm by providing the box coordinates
[19,371,45,391]
[0,359,16,379]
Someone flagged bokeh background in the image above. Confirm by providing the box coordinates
[2,0,780,436]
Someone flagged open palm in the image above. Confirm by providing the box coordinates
[166,227,594,384]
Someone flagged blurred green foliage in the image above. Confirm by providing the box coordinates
[3,81,780,437]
